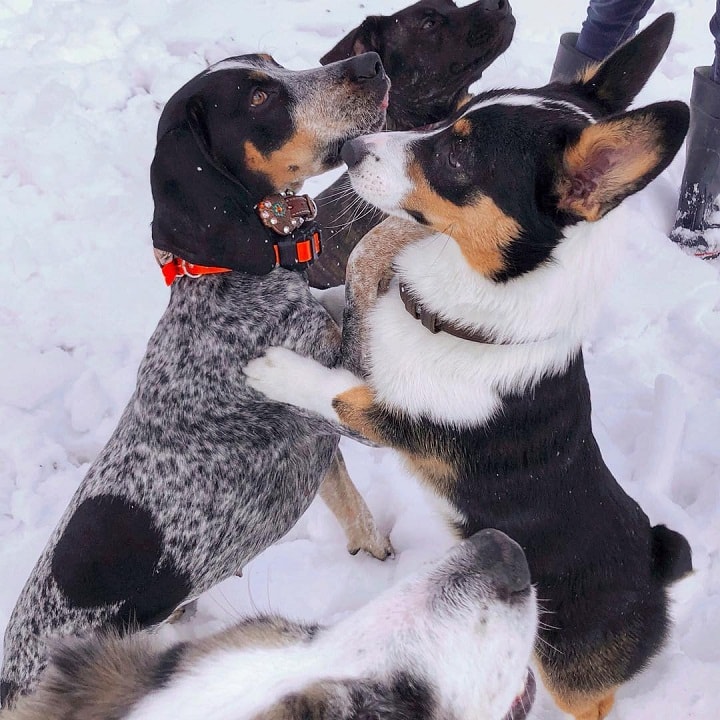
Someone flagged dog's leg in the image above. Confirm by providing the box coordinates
[343,217,427,376]
[537,663,617,720]
[245,347,359,423]
[245,349,386,446]
[320,452,393,560]
[166,599,198,625]
[547,689,616,720]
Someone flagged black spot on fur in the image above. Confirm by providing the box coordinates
[352,673,435,720]
[149,643,188,690]
[384,673,434,720]
[405,208,429,226]
[48,637,98,685]
[1,679,18,707]
[304,623,321,639]
[52,495,191,627]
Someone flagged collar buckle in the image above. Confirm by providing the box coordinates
[255,190,318,236]
[157,253,232,286]
[273,226,323,270]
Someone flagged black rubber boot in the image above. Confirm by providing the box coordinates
[670,67,720,259]
[549,32,597,83]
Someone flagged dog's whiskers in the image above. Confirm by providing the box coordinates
[327,195,380,230]
[344,205,382,234]
[245,567,262,617]
[331,193,367,221]
[317,179,356,204]
[535,632,563,658]
[537,620,561,631]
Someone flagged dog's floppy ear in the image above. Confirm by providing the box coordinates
[555,100,689,222]
[150,96,277,275]
[321,16,382,64]
[576,12,674,115]
[185,96,248,188]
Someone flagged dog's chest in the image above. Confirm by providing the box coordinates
[144,271,333,379]
[368,350,648,550]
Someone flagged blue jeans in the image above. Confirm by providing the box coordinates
[711,3,720,80]
[577,0,720,82]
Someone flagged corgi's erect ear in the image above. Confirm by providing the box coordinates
[555,101,689,222]
[577,12,675,115]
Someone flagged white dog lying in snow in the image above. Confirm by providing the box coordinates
[3,529,537,720]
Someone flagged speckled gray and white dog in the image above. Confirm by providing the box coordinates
[0,52,392,708]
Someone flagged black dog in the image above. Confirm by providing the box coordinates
[0,52,391,708]
[307,0,515,289]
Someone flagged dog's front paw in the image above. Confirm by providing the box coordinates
[244,347,316,409]
[246,347,360,419]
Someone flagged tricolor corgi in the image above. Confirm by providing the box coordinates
[246,14,693,720]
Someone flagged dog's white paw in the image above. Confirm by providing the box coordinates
[245,347,317,409]
[245,347,361,420]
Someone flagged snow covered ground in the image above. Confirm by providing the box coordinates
[0,0,717,717]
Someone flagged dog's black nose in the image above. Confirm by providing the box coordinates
[480,0,511,15]
[345,52,385,81]
[341,139,370,169]
[468,528,531,598]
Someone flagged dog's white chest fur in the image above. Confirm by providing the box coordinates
[367,211,626,426]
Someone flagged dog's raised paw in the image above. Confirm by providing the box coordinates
[246,347,361,420]
[245,346,338,416]
[244,347,307,404]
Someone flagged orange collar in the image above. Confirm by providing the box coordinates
[157,228,322,286]
[160,257,232,286]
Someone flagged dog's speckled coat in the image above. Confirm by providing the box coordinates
[1,51,390,707]
[2,271,340,702]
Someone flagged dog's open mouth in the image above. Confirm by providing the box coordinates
[502,668,536,720]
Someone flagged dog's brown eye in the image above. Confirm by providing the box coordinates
[250,89,268,107]
[421,16,436,30]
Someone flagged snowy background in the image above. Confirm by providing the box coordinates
[0,0,717,717]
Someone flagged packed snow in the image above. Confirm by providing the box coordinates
[0,0,718,718]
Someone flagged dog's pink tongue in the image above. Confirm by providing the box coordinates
[502,669,536,720]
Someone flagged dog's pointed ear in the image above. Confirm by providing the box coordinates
[575,12,675,115]
[321,16,382,64]
[555,100,689,222]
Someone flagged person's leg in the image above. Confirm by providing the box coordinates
[550,0,654,82]
[671,1,720,259]
[711,2,720,82]
[577,0,655,60]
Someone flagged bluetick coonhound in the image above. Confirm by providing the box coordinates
[3,530,537,720]
[1,51,391,708]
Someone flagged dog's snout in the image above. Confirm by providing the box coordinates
[341,139,370,169]
[479,0,511,15]
[467,529,531,598]
[346,52,385,82]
